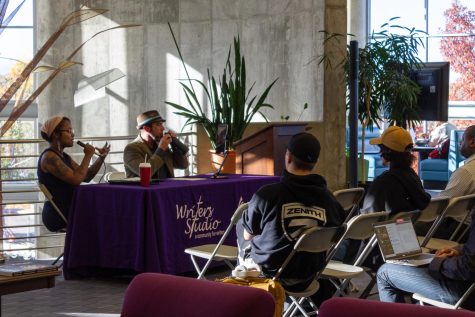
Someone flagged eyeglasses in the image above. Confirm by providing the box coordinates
[59,128,74,134]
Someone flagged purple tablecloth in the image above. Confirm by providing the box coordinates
[63,174,280,279]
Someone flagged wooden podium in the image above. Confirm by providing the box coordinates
[234,123,308,175]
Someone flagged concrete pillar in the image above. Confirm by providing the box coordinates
[310,0,347,191]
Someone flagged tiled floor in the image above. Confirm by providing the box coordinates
[1,267,378,317]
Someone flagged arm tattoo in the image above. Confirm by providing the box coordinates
[46,155,73,175]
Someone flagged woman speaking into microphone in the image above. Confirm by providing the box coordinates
[38,116,110,232]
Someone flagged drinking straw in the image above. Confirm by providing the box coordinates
[145,154,148,163]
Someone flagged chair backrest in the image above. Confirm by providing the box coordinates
[121,273,276,317]
[38,182,68,224]
[326,212,387,265]
[341,211,387,241]
[103,171,126,181]
[230,203,249,225]
[274,226,342,280]
[443,193,475,221]
[334,187,365,223]
[197,203,248,279]
[417,196,451,223]
[421,193,475,246]
[333,187,365,211]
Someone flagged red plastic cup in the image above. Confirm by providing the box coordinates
[139,163,151,187]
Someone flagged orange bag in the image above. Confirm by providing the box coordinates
[219,276,285,317]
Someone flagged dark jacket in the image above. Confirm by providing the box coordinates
[240,170,345,289]
[361,166,431,216]
[123,135,189,178]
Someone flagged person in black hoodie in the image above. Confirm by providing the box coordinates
[361,126,431,216]
[236,132,345,296]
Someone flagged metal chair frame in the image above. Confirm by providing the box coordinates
[38,183,68,266]
[184,203,248,279]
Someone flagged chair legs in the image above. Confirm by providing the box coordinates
[284,296,318,317]
[359,270,378,299]
[52,252,63,267]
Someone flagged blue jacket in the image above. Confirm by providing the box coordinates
[429,212,475,281]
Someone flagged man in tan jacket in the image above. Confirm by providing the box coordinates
[123,110,189,179]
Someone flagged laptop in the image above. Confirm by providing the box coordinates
[373,218,434,266]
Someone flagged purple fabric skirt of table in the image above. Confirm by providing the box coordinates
[63,174,280,279]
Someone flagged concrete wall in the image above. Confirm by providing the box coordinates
[36,0,347,190]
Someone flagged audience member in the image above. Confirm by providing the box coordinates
[422,125,475,240]
[38,116,110,232]
[236,132,345,303]
[377,211,475,310]
[439,125,475,199]
[361,126,431,216]
[427,122,456,148]
[123,110,189,178]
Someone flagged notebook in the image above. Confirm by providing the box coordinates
[373,218,434,267]
[108,177,160,185]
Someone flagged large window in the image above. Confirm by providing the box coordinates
[0,0,34,98]
[0,0,37,261]
[369,0,475,111]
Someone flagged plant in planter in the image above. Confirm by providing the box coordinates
[321,18,425,181]
[165,24,277,165]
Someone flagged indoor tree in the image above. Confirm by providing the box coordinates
[321,18,426,181]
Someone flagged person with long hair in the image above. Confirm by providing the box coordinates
[362,126,431,215]
[38,116,110,232]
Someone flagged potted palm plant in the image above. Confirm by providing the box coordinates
[165,24,277,173]
[321,18,425,182]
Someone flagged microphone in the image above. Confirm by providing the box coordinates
[170,137,189,155]
[164,132,189,155]
[76,140,101,156]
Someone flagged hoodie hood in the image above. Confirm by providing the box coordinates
[280,169,329,206]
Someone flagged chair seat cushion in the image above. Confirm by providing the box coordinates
[420,159,448,171]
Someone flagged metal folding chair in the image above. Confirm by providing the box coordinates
[415,196,451,247]
[38,183,68,266]
[322,212,388,297]
[420,194,475,251]
[273,226,343,317]
[333,187,365,223]
[413,282,475,310]
[184,203,248,279]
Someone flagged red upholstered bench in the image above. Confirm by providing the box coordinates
[120,273,275,317]
[319,297,475,317]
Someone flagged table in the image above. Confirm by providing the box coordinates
[0,270,59,316]
[63,174,280,279]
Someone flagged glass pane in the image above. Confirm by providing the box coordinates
[3,0,33,27]
[427,37,444,62]
[3,203,36,260]
[0,27,33,96]
[0,120,36,180]
[432,35,474,102]
[429,0,475,35]
[370,0,426,34]
[0,28,33,72]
